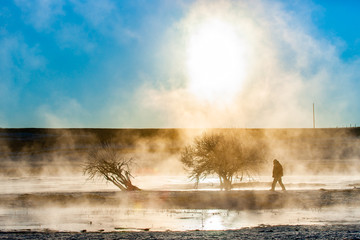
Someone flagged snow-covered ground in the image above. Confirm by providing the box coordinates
[1,225,360,239]
[2,174,360,194]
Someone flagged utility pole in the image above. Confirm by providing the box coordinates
[313,103,315,128]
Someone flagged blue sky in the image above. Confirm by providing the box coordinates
[1,0,360,128]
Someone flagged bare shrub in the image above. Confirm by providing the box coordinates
[84,142,140,191]
[181,131,265,190]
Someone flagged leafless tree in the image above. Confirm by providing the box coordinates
[181,131,265,190]
[84,142,140,191]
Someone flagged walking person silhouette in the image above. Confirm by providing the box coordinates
[270,159,286,191]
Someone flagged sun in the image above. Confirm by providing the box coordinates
[186,19,246,103]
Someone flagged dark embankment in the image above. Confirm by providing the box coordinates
[1,127,360,176]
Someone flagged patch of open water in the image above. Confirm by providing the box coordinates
[1,206,360,232]
[1,175,360,232]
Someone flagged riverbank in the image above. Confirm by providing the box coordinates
[1,224,360,239]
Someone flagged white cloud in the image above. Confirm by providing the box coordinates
[14,0,65,31]
[135,0,360,128]
[69,0,116,28]
[36,97,89,127]
[15,0,138,48]
[69,0,139,43]
[0,34,45,104]
[55,24,96,52]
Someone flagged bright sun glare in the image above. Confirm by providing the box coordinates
[186,19,246,103]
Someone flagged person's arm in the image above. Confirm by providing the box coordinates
[272,167,275,178]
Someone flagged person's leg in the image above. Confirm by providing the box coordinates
[278,177,286,190]
[271,178,277,190]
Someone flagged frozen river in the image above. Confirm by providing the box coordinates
[2,174,360,194]
[1,174,360,232]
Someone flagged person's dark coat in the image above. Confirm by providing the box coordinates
[272,161,283,178]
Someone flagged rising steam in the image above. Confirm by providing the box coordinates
[137,0,360,128]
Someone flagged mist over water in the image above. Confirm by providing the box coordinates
[1,128,360,232]
[136,0,360,129]
[1,0,360,235]
[2,128,360,187]
[3,205,360,232]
